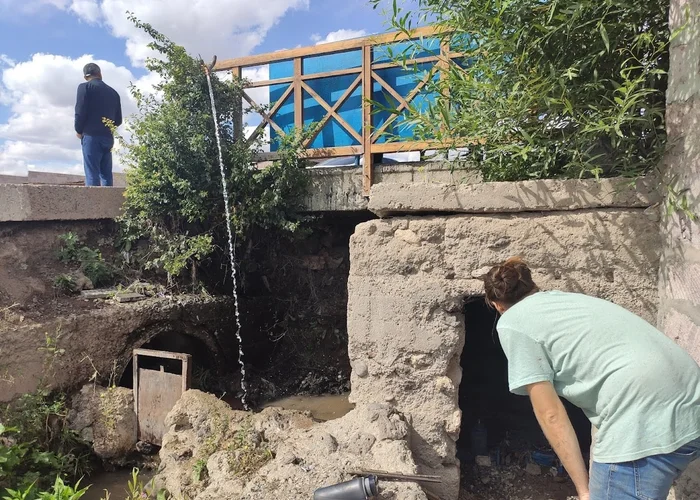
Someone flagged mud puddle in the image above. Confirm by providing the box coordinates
[262,392,354,421]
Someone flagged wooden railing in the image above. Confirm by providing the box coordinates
[214,26,457,195]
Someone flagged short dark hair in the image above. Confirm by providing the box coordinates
[483,257,538,307]
[83,63,101,77]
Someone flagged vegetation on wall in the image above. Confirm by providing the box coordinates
[373,0,673,181]
[117,17,309,285]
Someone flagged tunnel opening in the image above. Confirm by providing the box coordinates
[119,330,220,392]
[457,297,591,469]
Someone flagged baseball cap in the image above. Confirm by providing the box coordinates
[83,63,101,77]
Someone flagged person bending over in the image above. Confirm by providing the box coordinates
[74,62,122,186]
[483,257,700,500]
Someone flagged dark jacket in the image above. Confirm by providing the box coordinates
[74,79,122,137]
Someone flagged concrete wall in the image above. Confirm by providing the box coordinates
[0,163,477,221]
[661,0,700,497]
[0,184,124,222]
[306,162,479,212]
[0,296,235,402]
[347,180,661,499]
[0,171,127,186]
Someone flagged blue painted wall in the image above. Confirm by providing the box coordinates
[268,38,442,152]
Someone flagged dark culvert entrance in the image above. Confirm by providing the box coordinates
[458,297,591,497]
[119,330,224,393]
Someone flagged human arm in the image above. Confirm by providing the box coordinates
[75,84,87,136]
[527,381,589,499]
[115,93,123,127]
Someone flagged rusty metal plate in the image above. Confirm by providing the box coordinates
[133,349,191,446]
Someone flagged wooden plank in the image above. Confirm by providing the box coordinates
[214,26,447,70]
[246,76,294,88]
[133,348,190,361]
[302,67,362,81]
[245,84,293,144]
[294,58,303,132]
[245,67,362,89]
[304,74,362,147]
[138,368,183,446]
[301,81,363,143]
[133,352,139,416]
[242,86,291,140]
[371,140,446,154]
[371,52,463,71]
[371,68,435,142]
[231,67,243,141]
[255,145,364,162]
[362,45,373,196]
[371,70,408,109]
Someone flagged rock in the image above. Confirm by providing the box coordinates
[154,391,428,500]
[70,270,93,291]
[525,462,542,476]
[394,229,421,245]
[353,360,368,378]
[476,455,492,467]
[68,384,137,460]
[343,432,376,455]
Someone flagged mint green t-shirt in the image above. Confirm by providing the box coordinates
[497,290,700,463]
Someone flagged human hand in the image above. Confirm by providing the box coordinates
[577,491,590,500]
[76,133,83,139]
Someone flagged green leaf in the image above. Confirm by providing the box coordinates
[599,23,610,52]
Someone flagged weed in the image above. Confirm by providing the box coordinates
[192,459,207,483]
[57,233,115,287]
[227,421,272,477]
[2,476,90,500]
[52,275,77,295]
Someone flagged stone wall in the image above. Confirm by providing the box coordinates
[661,0,700,497]
[347,201,661,499]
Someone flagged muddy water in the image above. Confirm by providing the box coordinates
[83,469,155,500]
[263,393,354,421]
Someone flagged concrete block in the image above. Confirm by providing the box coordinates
[81,289,116,300]
[367,177,660,217]
[662,309,700,363]
[114,292,146,303]
[0,185,125,222]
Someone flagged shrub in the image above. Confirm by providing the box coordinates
[372,0,674,181]
[117,17,309,285]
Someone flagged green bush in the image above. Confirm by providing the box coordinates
[117,17,309,284]
[57,233,114,287]
[373,0,674,181]
[0,391,91,496]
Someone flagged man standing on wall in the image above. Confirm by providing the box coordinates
[74,63,122,186]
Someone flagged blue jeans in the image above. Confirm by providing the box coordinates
[590,437,700,499]
[82,134,114,186]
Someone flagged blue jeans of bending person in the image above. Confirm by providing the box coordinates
[590,437,700,500]
[82,134,114,186]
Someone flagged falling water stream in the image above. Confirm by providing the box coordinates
[204,65,249,411]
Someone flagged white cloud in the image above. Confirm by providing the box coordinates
[311,29,367,45]
[69,0,101,23]
[55,0,310,67]
[0,55,15,68]
[0,53,145,175]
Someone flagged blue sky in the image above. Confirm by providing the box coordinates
[0,0,416,176]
